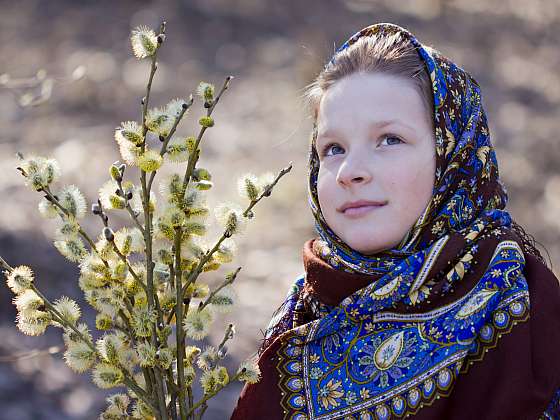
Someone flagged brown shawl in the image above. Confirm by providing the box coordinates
[230,238,560,419]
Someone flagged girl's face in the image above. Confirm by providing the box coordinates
[316,72,436,255]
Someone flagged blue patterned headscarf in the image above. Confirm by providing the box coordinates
[307,22,511,276]
[271,22,537,419]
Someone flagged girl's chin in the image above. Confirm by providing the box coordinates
[340,237,395,254]
[354,245,392,255]
[329,222,401,251]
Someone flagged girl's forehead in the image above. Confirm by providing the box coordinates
[316,74,432,140]
[316,103,427,140]
[317,119,414,141]
[319,76,425,118]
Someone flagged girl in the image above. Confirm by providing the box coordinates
[231,22,560,419]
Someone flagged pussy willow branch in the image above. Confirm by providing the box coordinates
[6,21,283,419]
[114,177,145,235]
[136,24,179,415]
[116,309,136,342]
[168,262,175,289]
[181,76,233,195]
[25,181,145,334]
[194,403,208,420]
[242,162,293,217]
[186,370,245,417]
[139,33,160,309]
[154,362,169,420]
[109,241,149,294]
[181,162,292,300]
[197,268,241,312]
[173,227,188,420]
[146,94,194,194]
[92,202,158,403]
[141,21,165,138]
[168,394,178,420]
[92,200,149,294]
[217,323,235,354]
[30,183,110,270]
[164,162,292,325]
[149,74,235,351]
[163,76,236,327]
[0,259,156,412]
[13,166,169,418]
[159,95,194,154]
[178,220,246,297]
[41,184,149,307]
[138,22,169,419]
[0,256,15,273]
[187,386,194,420]
[9,25,290,418]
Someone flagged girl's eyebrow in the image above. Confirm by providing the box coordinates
[317,119,412,140]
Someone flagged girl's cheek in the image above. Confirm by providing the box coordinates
[386,168,423,205]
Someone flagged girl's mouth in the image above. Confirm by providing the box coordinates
[343,203,386,218]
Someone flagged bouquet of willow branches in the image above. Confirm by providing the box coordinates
[0,21,291,420]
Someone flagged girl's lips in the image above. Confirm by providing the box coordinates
[343,203,386,218]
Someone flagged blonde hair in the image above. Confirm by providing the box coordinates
[303,32,437,133]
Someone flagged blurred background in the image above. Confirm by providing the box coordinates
[0,0,559,418]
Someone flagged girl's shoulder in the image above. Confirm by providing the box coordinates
[523,252,560,290]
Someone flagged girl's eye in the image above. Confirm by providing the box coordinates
[320,142,344,157]
[320,135,404,158]
[379,135,404,146]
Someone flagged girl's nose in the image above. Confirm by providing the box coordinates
[336,158,372,187]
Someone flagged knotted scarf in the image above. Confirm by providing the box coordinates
[254,22,560,419]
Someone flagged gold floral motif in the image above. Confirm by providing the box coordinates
[359,387,370,399]
[431,220,445,235]
[318,378,344,410]
[309,353,320,363]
